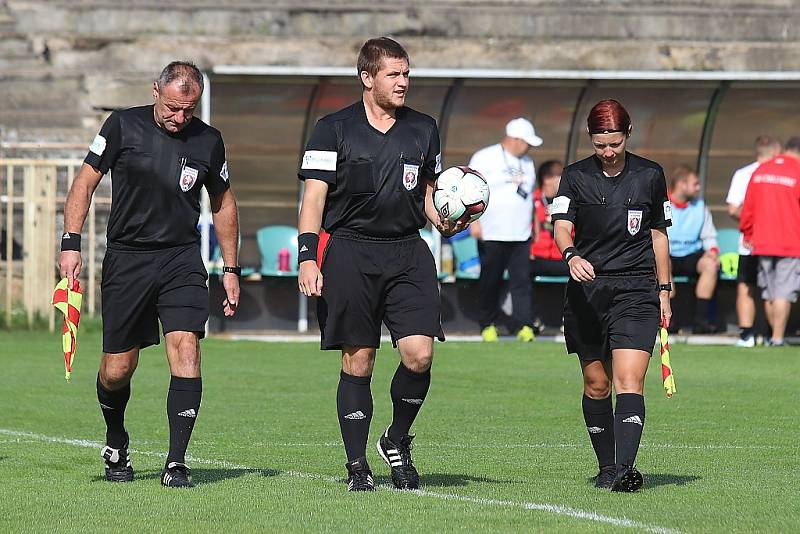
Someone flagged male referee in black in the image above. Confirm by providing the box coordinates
[297,37,465,491]
[58,61,240,488]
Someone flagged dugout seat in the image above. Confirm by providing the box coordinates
[450,234,481,279]
[256,225,298,276]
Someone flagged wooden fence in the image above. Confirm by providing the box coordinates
[1,159,108,329]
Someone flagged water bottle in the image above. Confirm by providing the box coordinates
[278,247,290,272]
[441,243,454,275]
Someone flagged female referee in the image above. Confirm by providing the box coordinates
[551,99,672,492]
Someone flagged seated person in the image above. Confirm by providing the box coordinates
[529,160,567,332]
[667,166,721,333]
[530,160,568,277]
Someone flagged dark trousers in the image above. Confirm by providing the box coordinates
[478,240,533,331]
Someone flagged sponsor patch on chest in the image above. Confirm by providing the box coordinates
[180,166,199,192]
[403,163,419,190]
[627,209,643,235]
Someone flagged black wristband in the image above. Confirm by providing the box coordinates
[562,246,579,263]
[222,266,242,276]
[60,232,81,252]
[297,232,319,265]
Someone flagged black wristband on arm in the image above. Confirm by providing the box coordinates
[297,232,319,265]
[562,246,579,263]
[60,232,81,252]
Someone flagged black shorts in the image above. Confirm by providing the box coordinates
[563,274,659,361]
[101,244,208,353]
[737,254,758,284]
[317,229,445,350]
[670,250,703,277]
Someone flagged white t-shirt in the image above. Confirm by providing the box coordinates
[468,144,535,241]
[726,161,760,255]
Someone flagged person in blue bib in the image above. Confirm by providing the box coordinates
[667,166,720,334]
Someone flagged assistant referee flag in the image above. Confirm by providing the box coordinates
[659,327,676,398]
[52,278,82,381]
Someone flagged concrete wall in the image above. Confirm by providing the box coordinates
[1,0,800,153]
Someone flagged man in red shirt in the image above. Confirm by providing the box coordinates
[740,136,800,346]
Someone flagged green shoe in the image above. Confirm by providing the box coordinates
[516,325,535,342]
[481,325,499,342]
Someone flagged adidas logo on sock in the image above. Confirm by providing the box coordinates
[587,426,605,434]
[402,398,424,405]
[622,415,643,426]
[299,245,308,252]
[344,411,366,420]
[177,409,197,418]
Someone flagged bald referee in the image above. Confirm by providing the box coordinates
[297,37,465,492]
[58,61,240,488]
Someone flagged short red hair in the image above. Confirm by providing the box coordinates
[587,99,631,135]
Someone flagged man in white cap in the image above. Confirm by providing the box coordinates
[468,118,543,342]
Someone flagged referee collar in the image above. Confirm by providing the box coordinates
[591,152,630,180]
[358,100,406,136]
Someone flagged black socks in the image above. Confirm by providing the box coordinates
[695,298,712,325]
[166,376,202,465]
[97,373,131,449]
[582,394,615,469]
[337,371,373,462]
[614,393,645,469]
[388,363,431,442]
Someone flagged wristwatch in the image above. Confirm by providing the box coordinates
[658,282,673,292]
[222,266,242,276]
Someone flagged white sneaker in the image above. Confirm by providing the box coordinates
[735,336,755,348]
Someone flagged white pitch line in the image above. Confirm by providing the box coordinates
[243,441,792,451]
[0,428,681,534]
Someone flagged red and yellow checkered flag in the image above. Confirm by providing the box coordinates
[659,326,676,398]
[52,278,83,381]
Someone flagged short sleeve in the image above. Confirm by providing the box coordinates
[421,122,442,183]
[650,167,672,229]
[298,119,338,185]
[205,135,231,197]
[725,171,743,206]
[549,169,578,223]
[84,112,122,174]
[725,166,753,207]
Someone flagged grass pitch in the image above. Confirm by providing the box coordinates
[0,330,797,533]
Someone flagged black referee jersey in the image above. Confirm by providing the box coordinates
[84,105,230,250]
[298,101,442,237]
[550,152,672,273]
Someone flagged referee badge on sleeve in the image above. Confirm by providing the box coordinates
[403,164,419,190]
[663,200,672,222]
[627,209,643,235]
[550,195,570,215]
[89,134,106,156]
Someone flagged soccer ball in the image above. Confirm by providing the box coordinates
[433,166,490,224]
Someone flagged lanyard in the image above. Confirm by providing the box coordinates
[501,147,524,181]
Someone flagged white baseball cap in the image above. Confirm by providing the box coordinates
[505,118,543,147]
